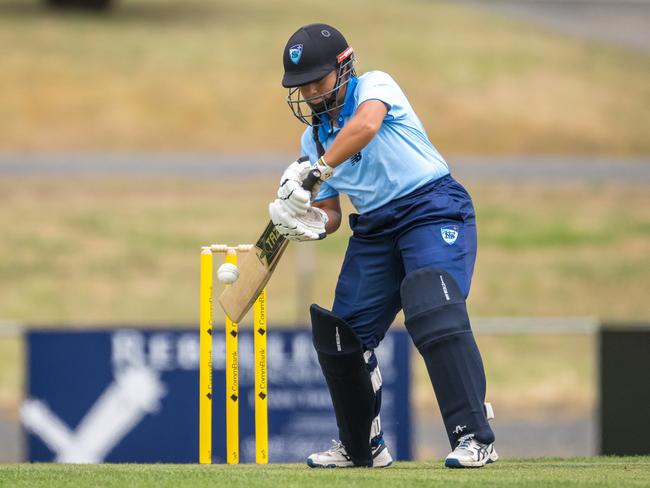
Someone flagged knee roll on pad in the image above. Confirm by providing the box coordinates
[400,267,470,349]
[310,304,374,466]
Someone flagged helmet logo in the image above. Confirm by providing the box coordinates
[289,44,303,64]
[321,29,331,37]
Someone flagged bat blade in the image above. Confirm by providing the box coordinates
[218,166,322,322]
[219,221,288,323]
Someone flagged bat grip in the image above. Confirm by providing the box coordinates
[302,169,322,191]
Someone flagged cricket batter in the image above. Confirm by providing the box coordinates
[269,23,497,468]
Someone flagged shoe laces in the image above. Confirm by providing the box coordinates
[327,440,345,453]
[457,433,476,450]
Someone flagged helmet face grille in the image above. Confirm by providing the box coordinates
[286,53,356,127]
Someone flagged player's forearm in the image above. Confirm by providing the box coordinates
[321,207,341,234]
[313,199,342,234]
[323,117,379,167]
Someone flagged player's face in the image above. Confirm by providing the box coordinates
[299,70,337,105]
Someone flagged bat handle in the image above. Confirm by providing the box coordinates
[302,168,322,191]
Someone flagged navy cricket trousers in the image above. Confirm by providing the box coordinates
[332,174,477,349]
[330,174,495,447]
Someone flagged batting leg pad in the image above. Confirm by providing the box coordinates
[364,350,383,444]
[400,268,495,447]
[311,304,375,466]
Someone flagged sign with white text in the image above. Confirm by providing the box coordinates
[23,328,412,463]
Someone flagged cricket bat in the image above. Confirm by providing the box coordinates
[219,168,322,323]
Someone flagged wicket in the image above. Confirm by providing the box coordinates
[199,244,268,465]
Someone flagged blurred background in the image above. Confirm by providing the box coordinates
[0,0,649,462]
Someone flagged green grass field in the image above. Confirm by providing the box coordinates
[2,458,650,487]
[1,179,647,324]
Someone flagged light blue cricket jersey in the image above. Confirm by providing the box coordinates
[300,71,450,214]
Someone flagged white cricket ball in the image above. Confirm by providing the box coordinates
[217,263,239,284]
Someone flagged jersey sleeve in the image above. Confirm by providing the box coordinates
[299,129,319,163]
[356,71,409,120]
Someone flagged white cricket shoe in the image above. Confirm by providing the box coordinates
[306,440,393,468]
[444,434,499,468]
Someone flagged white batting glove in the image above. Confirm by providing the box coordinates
[269,199,328,242]
[277,159,314,217]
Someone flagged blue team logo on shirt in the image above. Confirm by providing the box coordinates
[441,225,459,245]
[289,44,303,64]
